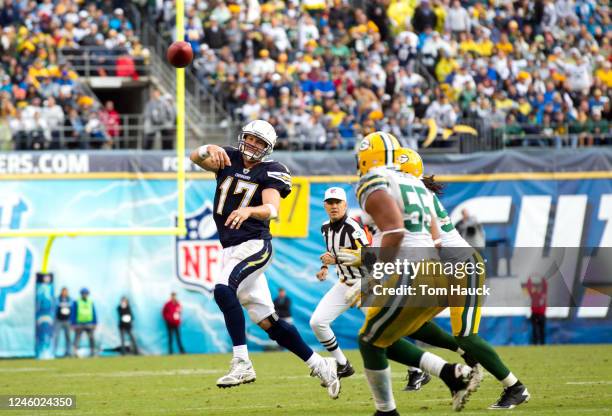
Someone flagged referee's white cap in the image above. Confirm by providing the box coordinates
[324,187,347,202]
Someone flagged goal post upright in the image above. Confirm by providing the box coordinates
[176,0,187,236]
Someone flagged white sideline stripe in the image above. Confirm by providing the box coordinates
[566,381,612,385]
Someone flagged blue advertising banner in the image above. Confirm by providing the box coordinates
[1,163,611,357]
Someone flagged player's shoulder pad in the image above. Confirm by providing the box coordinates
[264,160,290,173]
[264,161,292,187]
[356,167,391,207]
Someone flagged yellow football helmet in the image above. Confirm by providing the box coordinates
[357,132,402,176]
[397,147,424,178]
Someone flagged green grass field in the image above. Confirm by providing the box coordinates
[1,345,611,415]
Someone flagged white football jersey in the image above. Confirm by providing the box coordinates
[430,192,475,262]
[356,167,435,249]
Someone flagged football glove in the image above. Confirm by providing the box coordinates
[344,279,362,307]
[336,248,362,267]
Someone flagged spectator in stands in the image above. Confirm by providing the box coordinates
[425,94,456,129]
[240,95,262,122]
[24,109,49,150]
[118,296,139,355]
[8,108,27,150]
[204,18,228,50]
[446,1,470,35]
[109,8,133,32]
[64,107,85,149]
[84,110,110,149]
[53,287,72,358]
[100,100,120,141]
[0,116,10,150]
[162,292,185,355]
[71,288,97,357]
[252,49,276,80]
[367,0,391,43]
[412,0,437,34]
[144,89,175,150]
[42,97,64,149]
[589,109,609,146]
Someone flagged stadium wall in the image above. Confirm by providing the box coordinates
[1,149,611,357]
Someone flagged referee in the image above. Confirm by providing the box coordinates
[310,187,370,379]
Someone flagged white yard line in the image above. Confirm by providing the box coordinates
[0,367,49,373]
[59,368,223,378]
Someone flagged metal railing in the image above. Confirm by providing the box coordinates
[503,132,612,147]
[221,120,467,153]
[58,47,150,78]
[499,122,611,147]
[7,114,166,150]
[55,50,107,113]
[413,53,437,88]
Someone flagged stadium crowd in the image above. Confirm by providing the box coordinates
[0,0,610,151]
[153,0,611,150]
[0,0,148,150]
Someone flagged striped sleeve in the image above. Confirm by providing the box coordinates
[345,217,370,248]
[356,172,389,210]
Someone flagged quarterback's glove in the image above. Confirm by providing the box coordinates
[336,248,362,267]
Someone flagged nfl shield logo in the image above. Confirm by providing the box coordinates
[175,203,223,294]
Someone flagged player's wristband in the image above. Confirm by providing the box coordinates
[380,228,406,237]
[264,203,278,219]
[197,145,210,158]
[433,238,442,245]
[320,265,328,270]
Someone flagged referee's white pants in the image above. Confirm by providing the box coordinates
[310,281,353,350]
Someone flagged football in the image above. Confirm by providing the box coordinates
[166,41,193,68]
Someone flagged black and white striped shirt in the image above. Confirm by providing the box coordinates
[321,215,370,283]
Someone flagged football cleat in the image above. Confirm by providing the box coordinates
[468,363,484,391]
[440,364,480,411]
[403,368,431,391]
[489,382,530,410]
[337,361,355,379]
[216,357,256,388]
[311,357,341,399]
